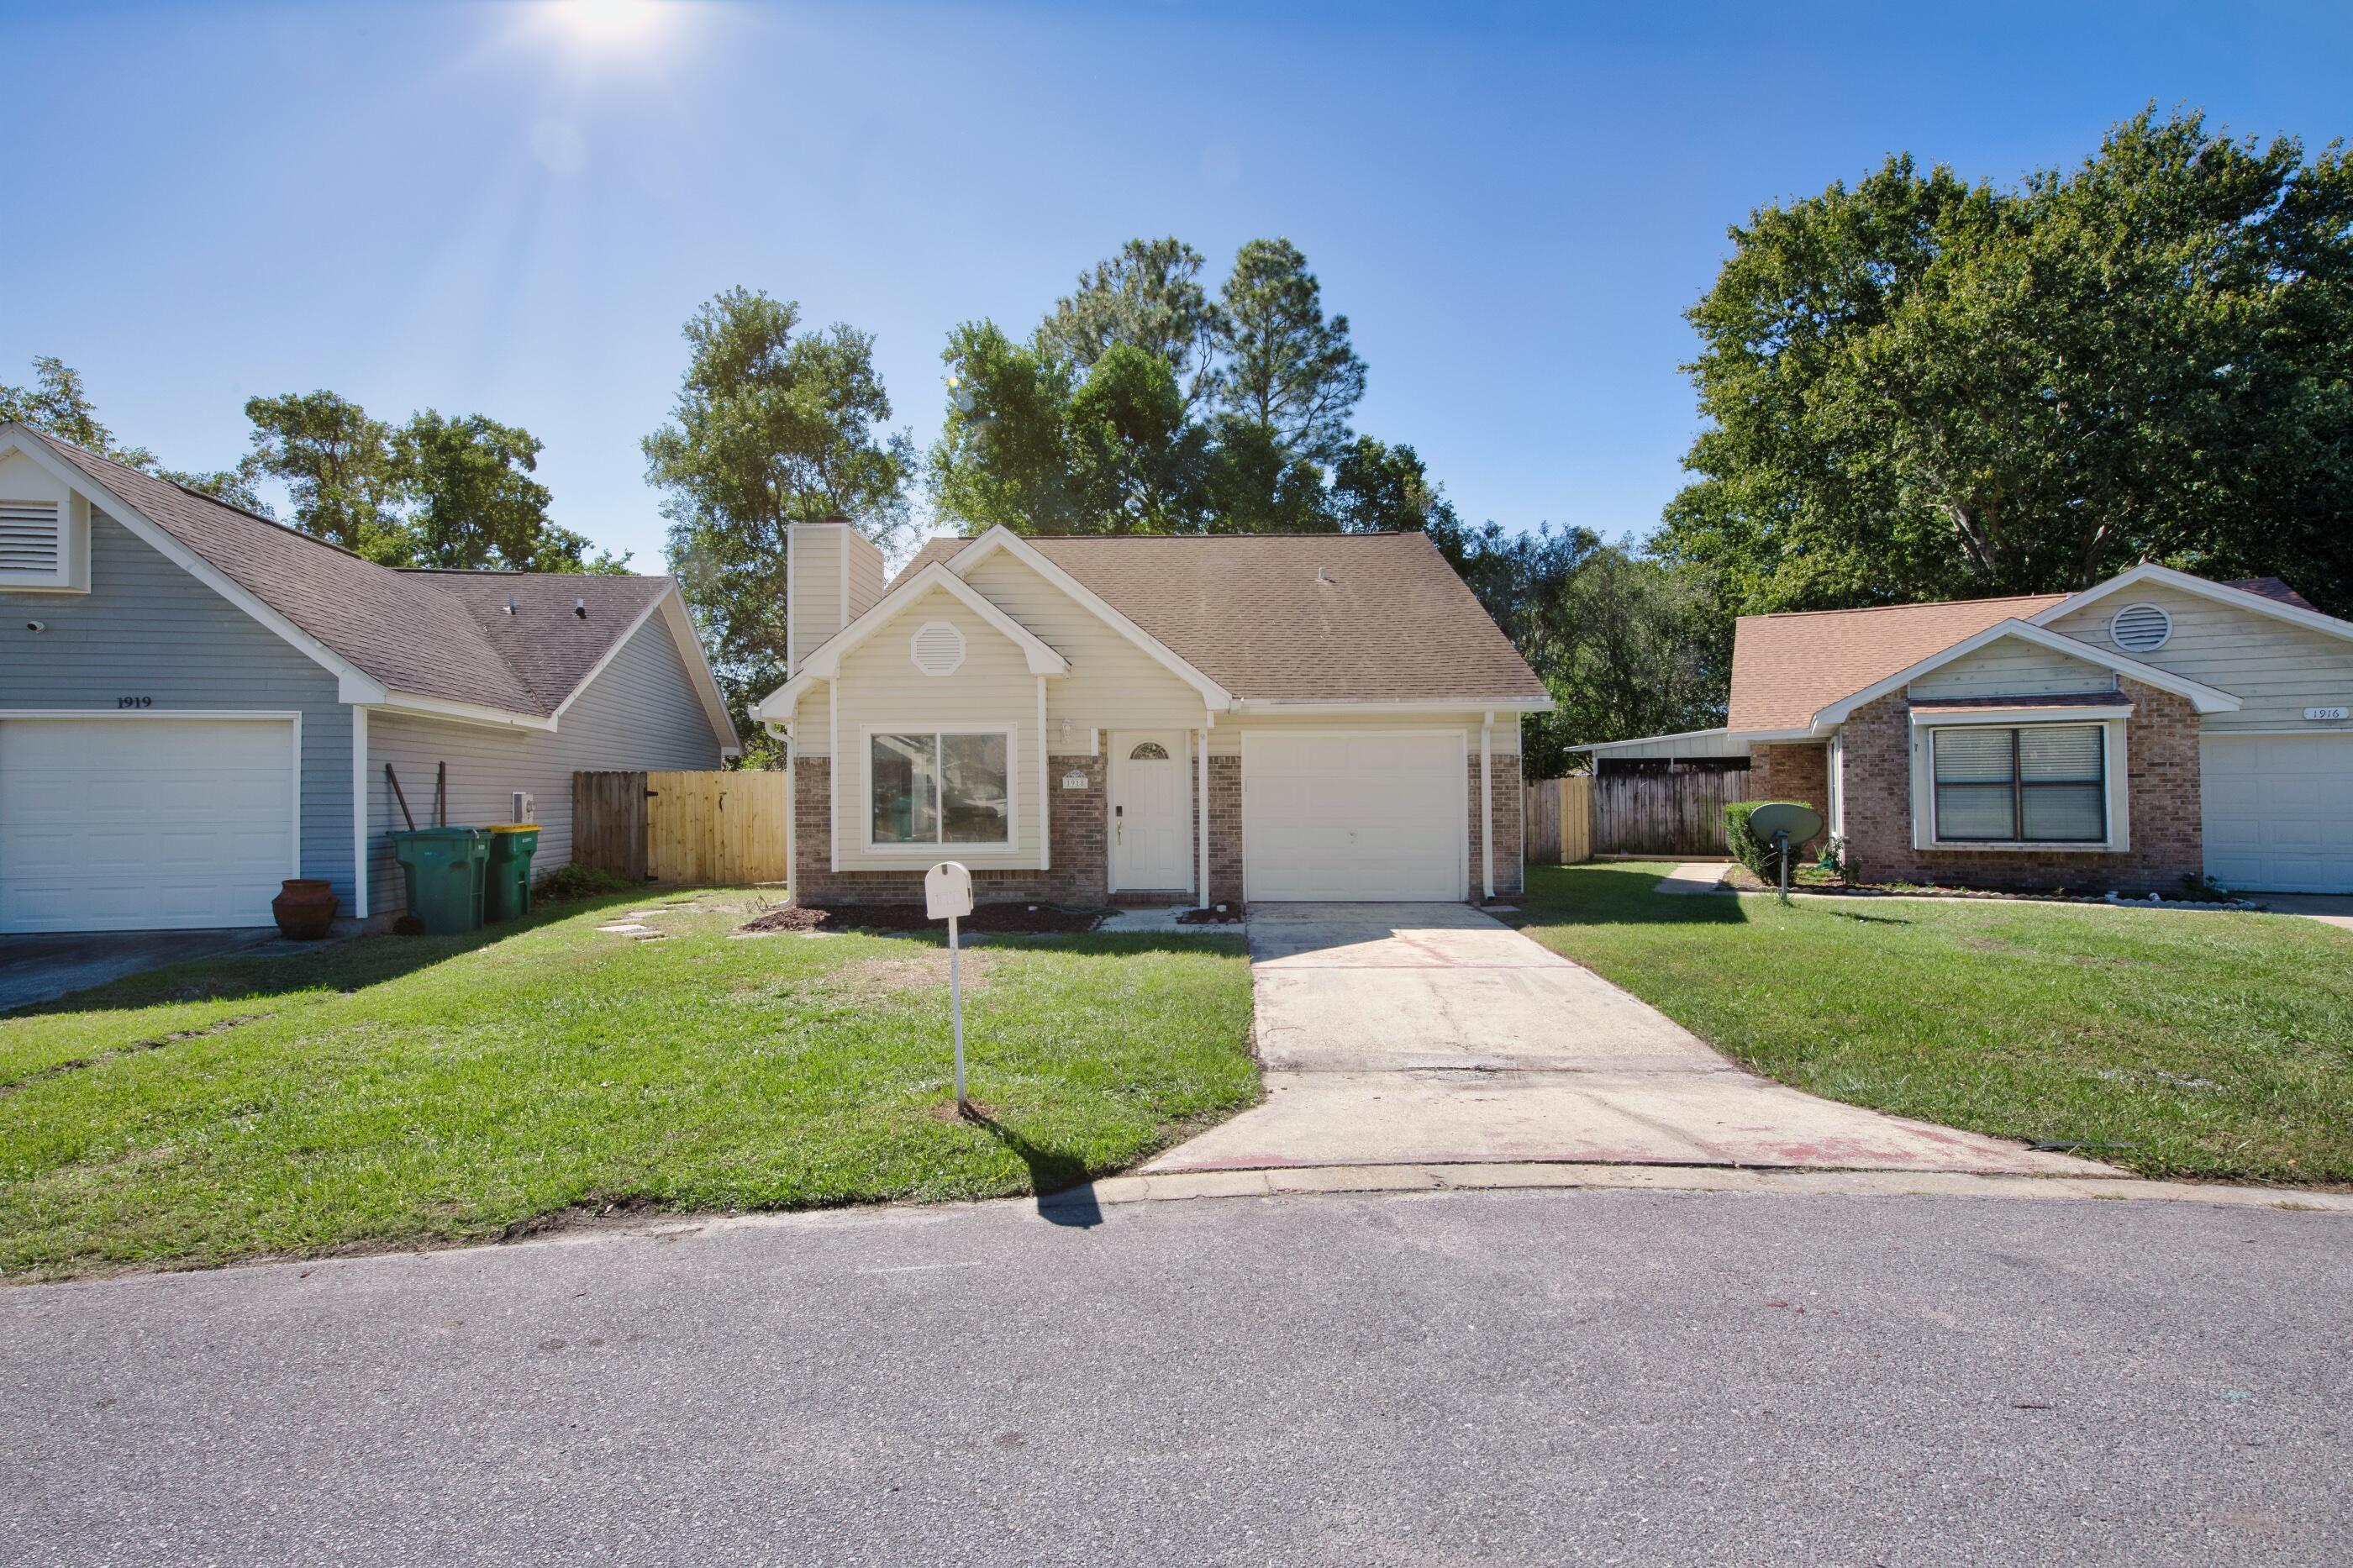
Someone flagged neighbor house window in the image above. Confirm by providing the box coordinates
[871,732,1010,845]
[1931,724,2106,844]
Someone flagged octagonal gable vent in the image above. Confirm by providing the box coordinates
[909,619,966,676]
[2109,602,2172,654]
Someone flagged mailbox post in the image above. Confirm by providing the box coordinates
[924,862,976,1115]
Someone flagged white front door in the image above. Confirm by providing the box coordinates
[2202,734,2353,893]
[1244,729,1466,901]
[1110,731,1191,892]
[0,716,299,933]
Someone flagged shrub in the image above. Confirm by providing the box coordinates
[534,862,638,902]
[1724,799,1811,882]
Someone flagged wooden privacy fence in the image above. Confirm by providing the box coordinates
[1591,771,1736,856]
[574,769,792,887]
[1522,776,1592,865]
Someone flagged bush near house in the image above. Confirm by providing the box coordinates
[1724,800,1811,883]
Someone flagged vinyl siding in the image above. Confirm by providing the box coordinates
[960,551,1209,733]
[788,525,842,669]
[1907,636,2116,700]
[846,530,887,618]
[365,608,722,913]
[2045,583,2353,734]
[827,584,1043,872]
[0,510,356,913]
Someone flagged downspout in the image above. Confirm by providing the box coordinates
[1196,723,1210,906]
[350,706,369,919]
[1481,711,1495,902]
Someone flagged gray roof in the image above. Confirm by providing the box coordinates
[894,531,1550,703]
[25,426,678,718]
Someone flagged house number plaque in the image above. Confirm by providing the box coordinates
[2304,707,2350,721]
[1061,771,1088,790]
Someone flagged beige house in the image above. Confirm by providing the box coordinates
[1577,565,2353,894]
[750,524,1551,907]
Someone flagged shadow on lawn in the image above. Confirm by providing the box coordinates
[968,1111,1104,1229]
[11,893,645,1020]
[1511,864,1751,932]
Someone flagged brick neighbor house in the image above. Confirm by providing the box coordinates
[750,524,1550,908]
[1571,566,2353,896]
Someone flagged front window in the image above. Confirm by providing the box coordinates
[871,731,1009,845]
[1932,724,2105,844]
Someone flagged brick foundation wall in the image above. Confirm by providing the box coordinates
[1839,678,2201,894]
[790,754,1111,906]
[1746,742,1830,854]
[1466,753,1524,897]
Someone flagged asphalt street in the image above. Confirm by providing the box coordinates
[3,1187,2346,1566]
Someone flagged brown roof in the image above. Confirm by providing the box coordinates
[24,425,682,718]
[2222,576,2319,613]
[1724,593,2069,733]
[892,532,1549,703]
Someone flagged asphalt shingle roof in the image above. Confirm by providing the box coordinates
[26,426,677,718]
[892,532,1549,703]
[1724,595,2071,733]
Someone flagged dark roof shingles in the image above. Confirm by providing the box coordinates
[28,427,671,717]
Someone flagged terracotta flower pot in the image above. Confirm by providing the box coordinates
[271,879,338,940]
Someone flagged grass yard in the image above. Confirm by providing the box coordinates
[0,891,1256,1281]
[1514,863,2353,1186]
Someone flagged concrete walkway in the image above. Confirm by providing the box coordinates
[1654,860,1732,894]
[2261,893,2353,934]
[1146,902,2112,1178]
[0,927,310,1013]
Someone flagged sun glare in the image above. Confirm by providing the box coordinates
[553,0,665,45]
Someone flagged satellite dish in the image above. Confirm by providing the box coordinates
[1748,802,1823,845]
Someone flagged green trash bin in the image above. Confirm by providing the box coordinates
[390,827,487,934]
[482,823,541,923]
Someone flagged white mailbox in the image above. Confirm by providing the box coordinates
[925,860,973,920]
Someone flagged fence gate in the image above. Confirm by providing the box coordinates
[573,769,792,886]
[1521,776,1593,865]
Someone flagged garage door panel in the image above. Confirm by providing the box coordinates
[1245,730,1465,901]
[2201,734,2353,894]
[0,718,297,933]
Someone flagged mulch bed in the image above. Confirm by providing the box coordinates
[1175,906,1245,925]
[737,902,1105,935]
[1718,863,2256,909]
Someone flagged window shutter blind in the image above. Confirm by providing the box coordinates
[0,501,61,574]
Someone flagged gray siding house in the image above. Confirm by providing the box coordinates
[0,424,735,934]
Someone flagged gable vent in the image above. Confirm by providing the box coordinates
[0,501,61,575]
[909,619,966,676]
[2109,602,2171,654]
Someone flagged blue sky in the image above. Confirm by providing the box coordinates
[8,0,2350,568]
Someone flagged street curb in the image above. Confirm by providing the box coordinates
[1049,1162,2353,1213]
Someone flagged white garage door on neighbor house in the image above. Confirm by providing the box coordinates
[2201,734,2353,894]
[0,716,297,934]
[1243,730,1466,901]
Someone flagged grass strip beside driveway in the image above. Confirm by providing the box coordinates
[0,892,1256,1280]
[1513,864,2353,1185]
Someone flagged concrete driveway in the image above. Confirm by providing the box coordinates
[1147,902,2110,1178]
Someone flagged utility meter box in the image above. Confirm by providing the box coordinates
[511,791,535,823]
[924,860,973,920]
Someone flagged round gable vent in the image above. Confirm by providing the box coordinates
[2109,602,2171,654]
[909,619,966,676]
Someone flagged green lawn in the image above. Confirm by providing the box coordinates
[0,892,1256,1281]
[1514,863,2353,1185]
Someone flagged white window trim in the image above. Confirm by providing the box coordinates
[856,723,1021,856]
[1908,716,2130,855]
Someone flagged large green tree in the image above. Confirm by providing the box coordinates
[2,356,264,509]
[643,287,914,729]
[1036,237,1225,411]
[1212,237,1366,466]
[240,392,405,558]
[1661,108,2353,617]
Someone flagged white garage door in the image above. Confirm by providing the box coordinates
[2202,734,2353,894]
[0,717,297,933]
[1244,731,1465,901]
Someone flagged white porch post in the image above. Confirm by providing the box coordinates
[1195,725,1210,906]
[1037,676,1050,871]
[1480,711,1495,901]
